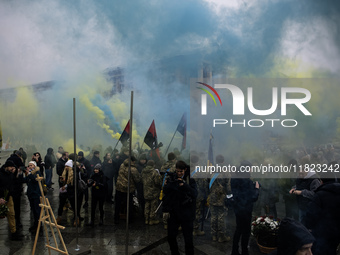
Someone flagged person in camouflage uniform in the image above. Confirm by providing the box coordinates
[160,152,177,229]
[141,160,162,225]
[209,154,231,243]
[114,156,141,224]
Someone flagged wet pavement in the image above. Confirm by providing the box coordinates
[0,153,319,255]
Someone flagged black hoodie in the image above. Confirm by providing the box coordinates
[271,218,315,255]
[305,182,340,255]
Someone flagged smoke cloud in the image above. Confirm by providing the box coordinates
[0,0,339,160]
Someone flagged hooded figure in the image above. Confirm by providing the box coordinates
[270,217,315,255]
[305,175,340,255]
[44,148,57,189]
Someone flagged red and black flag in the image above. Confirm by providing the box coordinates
[119,120,130,146]
[176,113,187,151]
[144,120,158,150]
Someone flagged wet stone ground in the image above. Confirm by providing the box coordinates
[0,160,302,255]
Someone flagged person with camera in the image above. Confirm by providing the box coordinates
[23,161,42,233]
[163,160,197,255]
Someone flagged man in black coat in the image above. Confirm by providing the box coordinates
[0,160,23,240]
[305,168,340,255]
[230,161,259,255]
[44,148,57,190]
[78,151,92,208]
[163,160,197,255]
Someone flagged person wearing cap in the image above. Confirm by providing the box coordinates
[160,152,177,229]
[269,217,315,255]
[141,160,162,225]
[0,160,23,240]
[23,161,42,233]
[163,160,197,255]
[77,151,91,208]
[86,163,107,227]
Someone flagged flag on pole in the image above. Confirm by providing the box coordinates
[144,120,158,150]
[176,113,187,151]
[144,120,161,159]
[208,132,214,166]
[119,120,130,146]
[208,132,219,189]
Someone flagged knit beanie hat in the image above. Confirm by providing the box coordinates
[29,161,37,167]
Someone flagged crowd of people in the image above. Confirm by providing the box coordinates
[0,143,340,255]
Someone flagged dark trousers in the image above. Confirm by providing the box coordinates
[84,188,89,203]
[232,210,252,254]
[167,215,194,255]
[68,193,84,219]
[91,194,105,222]
[58,192,68,216]
[114,190,133,221]
[29,197,41,227]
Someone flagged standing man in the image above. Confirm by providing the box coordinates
[56,152,69,186]
[163,161,197,255]
[56,146,64,160]
[77,151,91,208]
[44,148,57,191]
[90,151,102,176]
[231,161,260,255]
[305,168,340,255]
[114,156,141,224]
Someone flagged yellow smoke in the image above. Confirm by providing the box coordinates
[79,94,121,140]
[62,138,90,157]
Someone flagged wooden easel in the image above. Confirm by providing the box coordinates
[32,174,69,255]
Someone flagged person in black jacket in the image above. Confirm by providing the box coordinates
[77,151,91,208]
[86,163,107,227]
[32,152,45,178]
[23,161,42,233]
[56,152,69,187]
[0,160,23,240]
[305,166,340,255]
[102,152,114,204]
[163,160,197,255]
[230,161,260,255]
[269,217,314,255]
[44,148,57,190]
